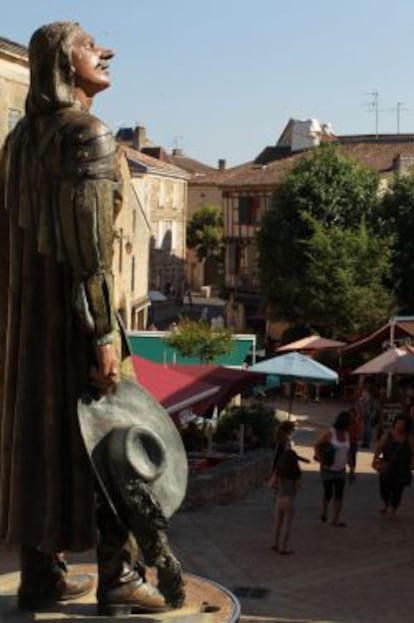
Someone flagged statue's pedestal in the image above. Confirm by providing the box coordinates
[0,564,240,622]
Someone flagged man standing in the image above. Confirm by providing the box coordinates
[358,385,378,448]
[0,22,165,613]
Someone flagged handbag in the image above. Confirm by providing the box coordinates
[373,457,388,475]
[373,437,403,476]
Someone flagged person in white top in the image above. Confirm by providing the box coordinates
[314,411,354,527]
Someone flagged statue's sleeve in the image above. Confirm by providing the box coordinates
[57,118,121,342]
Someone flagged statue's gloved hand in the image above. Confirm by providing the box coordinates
[90,343,120,393]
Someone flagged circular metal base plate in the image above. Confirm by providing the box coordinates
[0,564,240,622]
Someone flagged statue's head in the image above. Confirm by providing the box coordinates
[26,21,114,116]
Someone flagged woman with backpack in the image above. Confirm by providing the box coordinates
[314,411,355,527]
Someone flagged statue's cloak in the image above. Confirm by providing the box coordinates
[0,105,121,551]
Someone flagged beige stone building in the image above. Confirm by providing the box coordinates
[117,126,228,293]
[122,145,189,301]
[0,36,29,147]
[113,155,152,330]
[168,148,224,291]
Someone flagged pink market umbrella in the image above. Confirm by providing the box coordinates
[352,346,414,376]
[277,335,347,352]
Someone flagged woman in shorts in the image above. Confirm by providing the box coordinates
[271,449,302,555]
[314,411,355,527]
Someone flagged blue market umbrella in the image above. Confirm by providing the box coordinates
[249,351,338,416]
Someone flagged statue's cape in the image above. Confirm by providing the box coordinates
[0,106,123,337]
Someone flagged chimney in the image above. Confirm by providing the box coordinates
[132,126,147,151]
[218,158,226,171]
[172,148,184,156]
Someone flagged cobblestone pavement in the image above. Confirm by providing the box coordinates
[1,396,414,622]
[169,397,414,623]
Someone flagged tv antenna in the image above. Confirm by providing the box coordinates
[173,135,184,151]
[395,102,406,134]
[364,91,380,137]
[380,102,410,134]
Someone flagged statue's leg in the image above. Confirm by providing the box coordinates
[95,492,166,616]
[17,545,94,610]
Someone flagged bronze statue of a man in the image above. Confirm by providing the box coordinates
[0,21,166,614]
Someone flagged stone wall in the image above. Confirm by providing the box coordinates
[182,449,272,510]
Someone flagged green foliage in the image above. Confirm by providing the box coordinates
[380,174,414,313]
[257,145,394,337]
[164,317,234,363]
[273,145,379,229]
[302,217,395,336]
[186,203,224,262]
[214,403,276,448]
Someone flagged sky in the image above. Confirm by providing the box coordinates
[3,0,414,167]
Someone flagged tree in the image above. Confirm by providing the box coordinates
[164,318,234,363]
[380,174,414,313]
[302,217,395,336]
[257,146,394,336]
[186,203,224,262]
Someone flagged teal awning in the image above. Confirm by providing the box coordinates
[127,331,256,367]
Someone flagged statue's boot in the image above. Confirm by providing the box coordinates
[17,545,94,610]
[96,497,166,616]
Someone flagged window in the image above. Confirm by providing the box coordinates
[131,256,135,292]
[157,220,174,250]
[172,183,178,210]
[159,181,165,208]
[238,196,258,225]
[118,228,123,272]
[228,242,241,274]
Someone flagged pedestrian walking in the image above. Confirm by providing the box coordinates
[314,411,355,527]
[372,413,414,519]
[349,406,363,470]
[269,420,295,484]
[271,449,302,555]
[358,385,378,448]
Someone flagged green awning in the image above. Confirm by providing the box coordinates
[127,332,256,367]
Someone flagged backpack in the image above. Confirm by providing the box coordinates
[316,441,336,467]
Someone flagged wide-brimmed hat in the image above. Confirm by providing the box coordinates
[78,378,188,519]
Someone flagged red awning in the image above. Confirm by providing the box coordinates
[132,355,219,415]
[168,364,266,416]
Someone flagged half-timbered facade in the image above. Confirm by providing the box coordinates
[217,119,414,331]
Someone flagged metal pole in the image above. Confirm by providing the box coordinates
[397,102,403,134]
[288,383,294,420]
[239,424,245,456]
